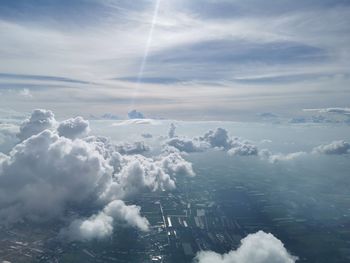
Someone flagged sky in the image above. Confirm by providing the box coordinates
[0,0,350,120]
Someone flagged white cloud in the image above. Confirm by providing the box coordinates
[17,109,57,140]
[57,116,90,139]
[194,231,298,263]
[227,139,258,156]
[167,137,204,153]
[116,141,150,155]
[0,123,19,153]
[201,128,231,149]
[0,109,196,240]
[61,200,149,241]
[312,140,350,155]
[0,130,112,223]
[166,127,258,156]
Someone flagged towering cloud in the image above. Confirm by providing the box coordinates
[57,116,90,139]
[194,231,297,263]
[17,109,57,140]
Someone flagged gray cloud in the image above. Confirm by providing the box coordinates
[0,109,196,240]
[61,200,149,241]
[194,231,297,263]
[116,141,150,155]
[166,127,258,157]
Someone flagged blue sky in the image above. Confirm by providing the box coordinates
[0,0,349,120]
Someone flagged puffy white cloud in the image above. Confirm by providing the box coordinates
[128,110,145,119]
[17,109,57,140]
[312,140,350,155]
[61,200,149,241]
[0,130,112,223]
[161,152,196,177]
[259,150,307,163]
[57,116,90,139]
[227,139,258,156]
[167,137,204,153]
[194,231,298,263]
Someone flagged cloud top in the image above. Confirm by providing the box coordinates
[194,231,298,263]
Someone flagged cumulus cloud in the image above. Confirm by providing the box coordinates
[312,140,350,155]
[57,116,90,139]
[61,200,149,241]
[0,130,112,223]
[167,137,204,153]
[201,128,231,149]
[166,127,258,157]
[17,109,57,140]
[227,139,258,156]
[128,109,145,119]
[194,231,298,263]
[0,109,196,240]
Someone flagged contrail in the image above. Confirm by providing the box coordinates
[129,0,162,111]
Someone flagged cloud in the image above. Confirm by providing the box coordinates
[113,119,159,126]
[201,128,231,149]
[61,200,149,241]
[0,109,195,240]
[128,110,145,119]
[166,127,258,156]
[17,109,57,140]
[0,130,112,223]
[260,150,307,163]
[116,141,150,155]
[227,139,259,156]
[57,116,90,139]
[194,231,298,263]
[167,137,204,153]
[312,140,350,155]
